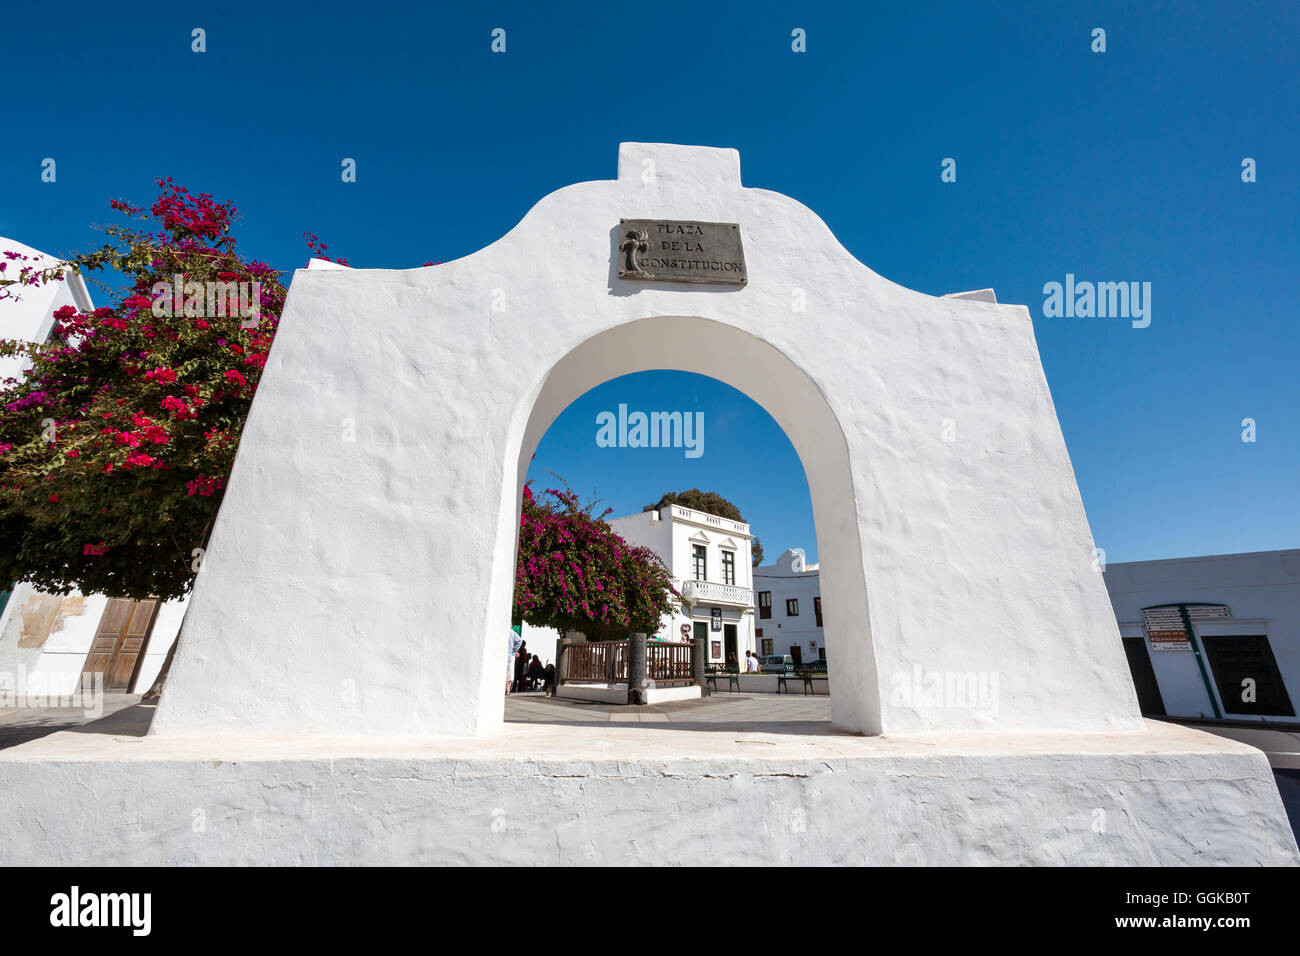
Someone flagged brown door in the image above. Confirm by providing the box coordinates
[81,598,160,692]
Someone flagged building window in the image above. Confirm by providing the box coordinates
[786,598,799,616]
[758,591,771,619]
[760,638,774,656]
[721,550,735,586]
[692,545,706,581]
[1202,635,1295,718]
[814,596,822,627]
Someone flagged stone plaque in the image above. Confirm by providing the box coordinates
[617,219,746,285]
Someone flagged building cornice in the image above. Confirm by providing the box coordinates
[664,505,751,538]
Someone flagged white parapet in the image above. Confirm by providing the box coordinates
[0,720,1294,865]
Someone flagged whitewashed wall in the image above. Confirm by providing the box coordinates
[0,237,92,387]
[153,143,1143,738]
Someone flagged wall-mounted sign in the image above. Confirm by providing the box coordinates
[680,624,690,639]
[1147,629,1192,652]
[711,641,722,659]
[710,608,722,631]
[1141,607,1191,651]
[617,219,747,285]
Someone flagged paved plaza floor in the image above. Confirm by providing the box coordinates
[504,691,831,728]
[0,693,147,750]
[0,691,832,750]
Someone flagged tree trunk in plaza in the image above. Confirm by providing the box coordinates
[140,600,192,703]
[627,632,647,705]
[693,634,709,697]
[140,637,177,703]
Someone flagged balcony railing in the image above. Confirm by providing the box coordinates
[679,579,754,608]
[668,506,749,535]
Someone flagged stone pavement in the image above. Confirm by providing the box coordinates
[505,690,831,727]
[0,693,146,751]
[0,690,831,750]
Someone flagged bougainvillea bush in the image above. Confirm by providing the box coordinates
[514,483,678,640]
[0,180,286,600]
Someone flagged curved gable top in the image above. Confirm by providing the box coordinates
[319,143,996,311]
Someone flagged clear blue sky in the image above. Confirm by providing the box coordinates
[2,1,1296,564]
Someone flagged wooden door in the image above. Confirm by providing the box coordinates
[81,598,160,692]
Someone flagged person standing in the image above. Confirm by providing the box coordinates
[507,629,524,695]
[745,649,760,673]
[513,640,529,693]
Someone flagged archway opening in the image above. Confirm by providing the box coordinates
[499,316,881,735]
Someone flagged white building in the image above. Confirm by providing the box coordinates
[1105,550,1300,840]
[752,547,825,666]
[1106,550,1299,725]
[607,504,755,665]
[0,237,183,696]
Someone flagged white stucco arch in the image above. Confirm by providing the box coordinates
[150,142,1146,740]
[505,315,879,733]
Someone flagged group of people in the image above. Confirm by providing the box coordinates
[725,650,763,673]
[506,633,553,695]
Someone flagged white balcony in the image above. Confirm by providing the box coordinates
[679,579,754,608]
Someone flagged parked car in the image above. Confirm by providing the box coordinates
[760,654,795,674]
[804,659,827,673]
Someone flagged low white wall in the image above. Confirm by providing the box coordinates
[556,683,702,704]
[708,673,830,695]
[556,683,626,704]
[1,728,1293,865]
[646,685,701,703]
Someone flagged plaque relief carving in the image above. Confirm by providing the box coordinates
[616,219,746,285]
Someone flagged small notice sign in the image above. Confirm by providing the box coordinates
[1147,629,1192,652]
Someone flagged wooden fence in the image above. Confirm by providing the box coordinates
[646,641,695,686]
[560,639,697,687]
[562,640,628,683]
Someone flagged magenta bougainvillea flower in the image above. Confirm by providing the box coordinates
[512,482,678,639]
[0,179,292,599]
